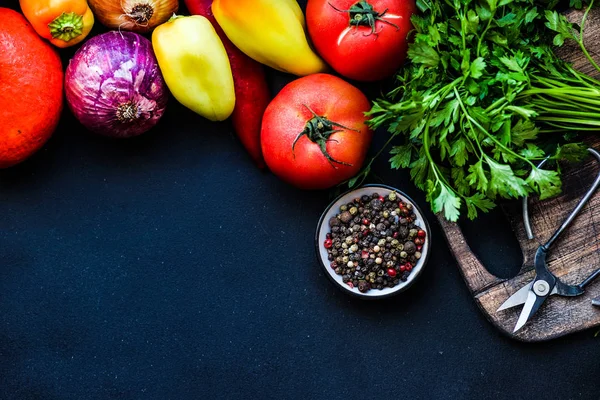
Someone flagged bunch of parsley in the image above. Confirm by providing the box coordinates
[361,0,600,221]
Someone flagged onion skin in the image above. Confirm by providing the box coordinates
[65,31,168,138]
[89,0,178,33]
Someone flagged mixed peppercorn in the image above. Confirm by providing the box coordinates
[324,191,426,293]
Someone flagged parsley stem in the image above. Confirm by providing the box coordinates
[535,116,600,126]
[476,16,495,57]
[529,94,597,111]
[577,0,600,74]
[522,89,600,106]
[484,97,507,113]
[540,124,600,132]
[453,87,535,167]
[533,106,600,119]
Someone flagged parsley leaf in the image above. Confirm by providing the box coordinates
[526,166,562,200]
[359,0,600,220]
[431,182,462,222]
[408,43,440,67]
[486,157,528,198]
[389,144,413,169]
[470,57,487,79]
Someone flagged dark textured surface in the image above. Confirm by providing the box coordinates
[1,1,599,399]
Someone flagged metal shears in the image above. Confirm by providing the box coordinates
[497,148,600,333]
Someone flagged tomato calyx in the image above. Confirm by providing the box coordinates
[292,105,358,168]
[329,1,399,36]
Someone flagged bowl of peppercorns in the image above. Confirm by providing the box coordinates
[315,184,431,299]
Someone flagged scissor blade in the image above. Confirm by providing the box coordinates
[513,291,537,332]
[513,289,549,333]
[497,282,533,311]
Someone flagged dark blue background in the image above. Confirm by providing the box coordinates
[1,1,599,399]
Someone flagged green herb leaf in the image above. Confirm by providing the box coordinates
[499,56,523,72]
[467,160,489,192]
[363,0,597,221]
[432,183,462,222]
[486,157,528,198]
[511,120,539,146]
[519,143,545,158]
[555,143,588,162]
[544,9,577,46]
[389,144,413,169]
[450,138,469,166]
[526,166,562,200]
[408,42,440,67]
[470,57,487,79]
[465,193,496,219]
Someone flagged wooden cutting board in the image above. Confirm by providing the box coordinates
[437,8,600,342]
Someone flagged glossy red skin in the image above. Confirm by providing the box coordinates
[0,8,63,168]
[184,0,271,168]
[306,0,416,82]
[261,74,373,190]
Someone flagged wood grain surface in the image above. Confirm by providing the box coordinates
[437,7,600,342]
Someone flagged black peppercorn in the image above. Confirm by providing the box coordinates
[340,211,352,223]
[404,241,417,254]
[398,226,408,238]
[358,280,370,293]
[371,199,383,210]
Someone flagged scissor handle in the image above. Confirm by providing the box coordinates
[542,148,600,250]
[578,267,600,290]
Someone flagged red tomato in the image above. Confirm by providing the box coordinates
[306,0,416,82]
[261,73,373,190]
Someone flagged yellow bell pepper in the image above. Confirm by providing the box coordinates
[212,0,327,77]
[152,15,235,122]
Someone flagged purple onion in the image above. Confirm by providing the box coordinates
[65,31,168,138]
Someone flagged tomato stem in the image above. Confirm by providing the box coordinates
[48,12,84,41]
[329,1,399,36]
[292,105,358,168]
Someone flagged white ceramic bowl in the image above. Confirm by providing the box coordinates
[315,184,431,299]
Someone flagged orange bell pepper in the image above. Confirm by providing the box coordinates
[19,0,94,48]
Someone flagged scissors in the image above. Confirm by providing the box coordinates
[497,148,600,332]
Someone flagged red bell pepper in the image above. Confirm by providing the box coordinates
[184,0,271,169]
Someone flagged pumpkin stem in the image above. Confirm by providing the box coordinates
[329,1,399,36]
[292,105,359,169]
[48,12,84,41]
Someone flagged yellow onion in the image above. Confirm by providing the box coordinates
[88,0,178,33]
